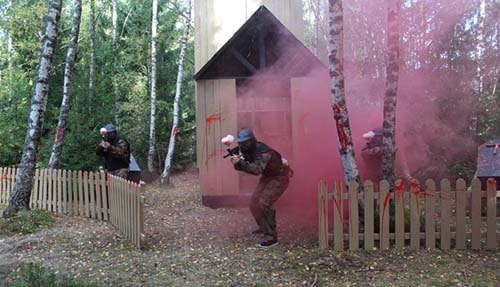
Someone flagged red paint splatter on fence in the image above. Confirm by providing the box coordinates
[203,113,222,167]
[2,172,8,182]
[380,190,392,242]
[487,178,496,190]
[395,180,405,202]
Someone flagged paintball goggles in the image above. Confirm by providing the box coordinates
[221,134,240,158]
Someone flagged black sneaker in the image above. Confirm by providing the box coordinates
[252,228,264,234]
[258,239,278,248]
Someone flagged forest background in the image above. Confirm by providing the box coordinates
[0,0,498,182]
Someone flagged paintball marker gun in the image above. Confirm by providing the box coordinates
[221,134,240,158]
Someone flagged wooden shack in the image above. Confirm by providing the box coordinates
[195,3,343,208]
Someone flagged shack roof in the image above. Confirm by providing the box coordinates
[194,6,325,80]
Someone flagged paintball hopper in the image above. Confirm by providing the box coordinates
[221,134,235,146]
[100,127,107,137]
[363,131,375,140]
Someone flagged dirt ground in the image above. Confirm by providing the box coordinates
[0,170,499,286]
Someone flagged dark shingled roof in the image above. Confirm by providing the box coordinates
[194,6,325,80]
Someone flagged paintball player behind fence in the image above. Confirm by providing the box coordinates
[96,124,131,179]
[226,128,292,248]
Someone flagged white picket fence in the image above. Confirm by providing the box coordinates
[0,167,145,248]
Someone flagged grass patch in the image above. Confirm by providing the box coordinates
[0,209,53,237]
[3,263,99,287]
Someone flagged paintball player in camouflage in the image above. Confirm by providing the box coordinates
[229,128,292,248]
[96,124,131,179]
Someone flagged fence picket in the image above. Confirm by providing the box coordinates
[72,170,79,216]
[95,172,102,220]
[333,182,343,251]
[78,171,83,216]
[486,179,497,250]
[349,181,359,251]
[31,169,40,209]
[57,169,62,214]
[318,181,328,249]
[425,179,436,249]
[395,179,405,249]
[410,180,420,250]
[379,180,390,250]
[6,168,12,204]
[62,170,67,214]
[101,172,108,221]
[89,172,96,219]
[0,167,4,204]
[440,179,451,250]
[364,180,374,250]
[471,178,481,250]
[456,179,466,249]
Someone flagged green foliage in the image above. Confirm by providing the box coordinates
[5,263,98,287]
[0,0,196,175]
[0,209,53,237]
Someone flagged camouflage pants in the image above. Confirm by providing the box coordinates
[108,168,129,180]
[250,175,289,241]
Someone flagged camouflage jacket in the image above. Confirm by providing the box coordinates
[96,137,130,170]
[233,143,285,177]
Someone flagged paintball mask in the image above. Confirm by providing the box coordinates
[237,129,256,154]
[104,124,117,141]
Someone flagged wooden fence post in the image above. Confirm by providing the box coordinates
[364,180,374,250]
[395,179,405,249]
[425,179,436,250]
[486,179,497,250]
[349,180,359,251]
[379,180,390,250]
[333,182,344,251]
[318,181,329,250]
[471,178,481,250]
[440,179,451,250]
[455,179,466,249]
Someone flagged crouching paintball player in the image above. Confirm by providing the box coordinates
[96,124,131,179]
[224,128,292,248]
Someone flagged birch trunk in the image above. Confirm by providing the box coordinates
[328,0,361,187]
[88,0,95,113]
[381,0,400,189]
[112,0,119,123]
[3,0,62,218]
[161,0,192,184]
[147,0,158,173]
[7,0,13,102]
[48,0,82,169]
[470,0,486,135]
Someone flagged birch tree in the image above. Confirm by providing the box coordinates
[161,0,192,184]
[112,0,119,123]
[470,0,486,135]
[88,0,95,113]
[147,0,158,173]
[7,0,13,102]
[328,0,362,187]
[48,0,82,169]
[3,0,62,218]
[381,0,400,188]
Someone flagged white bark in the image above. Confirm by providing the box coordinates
[7,0,13,102]
[3,0,62,218]
[470,0,486,134]
[328,0,361,186]
[88,0,95,113]
[161,0,192,184]
[112,0,119,123]
[48,0,83,169]
[147,0,158,173]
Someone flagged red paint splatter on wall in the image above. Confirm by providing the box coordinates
[203,113,222,167]
[172,126,178,139]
